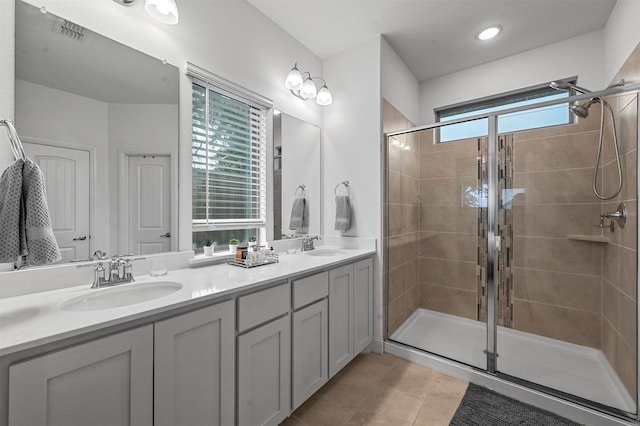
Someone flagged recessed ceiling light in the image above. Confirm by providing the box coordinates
[477,25,502,41]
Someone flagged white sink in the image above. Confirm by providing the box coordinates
[60,281,183,311]
[305,248,348,257]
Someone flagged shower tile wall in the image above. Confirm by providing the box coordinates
[600,43,639,399]
[510,111,603,349]
[418,135,479,320]
[383,99,420,336]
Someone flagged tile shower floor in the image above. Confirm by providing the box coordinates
[281,352,468,426]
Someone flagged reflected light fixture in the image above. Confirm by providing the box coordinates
[284,63,333,106]
[112,0,179,25]
[477,25,502,41]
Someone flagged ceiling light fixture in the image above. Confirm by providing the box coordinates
[112,0,179,25]
[284,63,333,106]
[477,25,502,41]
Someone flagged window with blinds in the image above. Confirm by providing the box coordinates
[191,82,267,234]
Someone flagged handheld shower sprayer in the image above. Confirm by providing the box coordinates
[548,80,624,200]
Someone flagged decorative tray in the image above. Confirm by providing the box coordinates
[228,254,279,269]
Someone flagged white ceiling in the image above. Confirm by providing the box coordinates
[247,0,617,82]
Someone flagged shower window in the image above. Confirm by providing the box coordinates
[435,81,574,143]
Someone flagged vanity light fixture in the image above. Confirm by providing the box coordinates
[112,0,179,25]
[284,63,333,106]
[477,25,502,41]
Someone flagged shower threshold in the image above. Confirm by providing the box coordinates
[390,308,635,413]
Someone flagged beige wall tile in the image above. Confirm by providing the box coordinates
[513,236,602,275]
[419,284,477,320]
[388,171,402,204]
[420,205,477,234]
[389,265,406,302]
[389,204,405,236]
[407,257,420,288]
[420,258,477,291]
[617,337,638,401]
[421,233,478,263]
[421,176,478,206]
[620,201,637,250]
[420,147,477,180]
[512,267,600,312]
[619,247,637,300]
[513,300,601,348]
[513,132,599,173]
[602,317,618,370]
[512,204,602,238]
[405,205,421,234]
[619,292,637,349]
[602,279,620,328]
[512,168,594,205]
[389,235,407,270]
[603,242,620,287]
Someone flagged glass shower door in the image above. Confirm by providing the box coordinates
[386,118,489,370]
[494,92,638,414]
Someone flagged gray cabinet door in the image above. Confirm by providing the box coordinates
[353,257,373,354]
[328,263,354,378]
[8,325,153,426]
[238,315,291,426]
[154,300,235,426]
[292,299,328,409]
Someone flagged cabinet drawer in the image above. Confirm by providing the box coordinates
[238,282,290,332]
[292,271,328,309]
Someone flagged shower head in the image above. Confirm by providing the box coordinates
[570,98,600,118]
[549,81,592,94]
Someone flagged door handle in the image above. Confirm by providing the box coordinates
[73,235,87,241]
[160,232,171,238]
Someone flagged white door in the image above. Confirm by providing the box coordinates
[128,155,171,255]
[23,142,90,262]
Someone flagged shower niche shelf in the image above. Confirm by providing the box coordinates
[566,235,610,243]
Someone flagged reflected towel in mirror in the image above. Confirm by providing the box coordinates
[334,195,351,232]
[0,158,61,266]
[289,196,309,230]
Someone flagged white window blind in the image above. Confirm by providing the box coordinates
[191,81,267,231]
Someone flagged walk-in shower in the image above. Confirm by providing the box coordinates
[383,83,640,422]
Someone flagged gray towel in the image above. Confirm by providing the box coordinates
[289,196,309,230]
[0,159,25,263]
[334,195,351,232]
[0,158,61,266]
[22,158,61,265]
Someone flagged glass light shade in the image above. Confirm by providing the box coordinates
[316,85,333,106]
[299,77,317,99]
[145,0,179,25]
[284,65,303,91]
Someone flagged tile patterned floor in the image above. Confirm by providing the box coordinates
[281,353,469,426]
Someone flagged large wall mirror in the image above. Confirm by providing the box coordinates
[272,111,321,239]
[14,1,179,263]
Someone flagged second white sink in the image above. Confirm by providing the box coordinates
[305,248,348,257]
[60,281,183,311]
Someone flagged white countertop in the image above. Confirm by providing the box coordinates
[0,243,375,357]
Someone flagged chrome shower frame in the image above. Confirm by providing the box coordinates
[384,81,640,425]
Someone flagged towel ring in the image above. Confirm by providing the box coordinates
[295,184,306,197]
[334,180,350,196]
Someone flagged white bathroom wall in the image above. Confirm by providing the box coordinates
[419,30,605,124]
[5,0,325,252]
[323,37,383,348]
[603,0,640,85]
[15,79,111,255]
[381,36,420,126]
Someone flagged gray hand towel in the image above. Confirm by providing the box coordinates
[334,195,351,232]
[0,159,25,263]
[289,196,309,230]
[21,158,62,265]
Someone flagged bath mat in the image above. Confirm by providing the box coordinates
[449,383,582,426]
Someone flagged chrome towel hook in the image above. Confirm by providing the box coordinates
[334,180,350,196]
[295,184,306,197]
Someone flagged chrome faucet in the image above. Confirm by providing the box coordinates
[78,253,144,288]
[301,236,320,251]
[599,202,627,232]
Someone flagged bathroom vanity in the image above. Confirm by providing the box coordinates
[0,242,375,426]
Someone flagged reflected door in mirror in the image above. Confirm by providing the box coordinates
[128,155,171,255]
[23,142,90,262]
